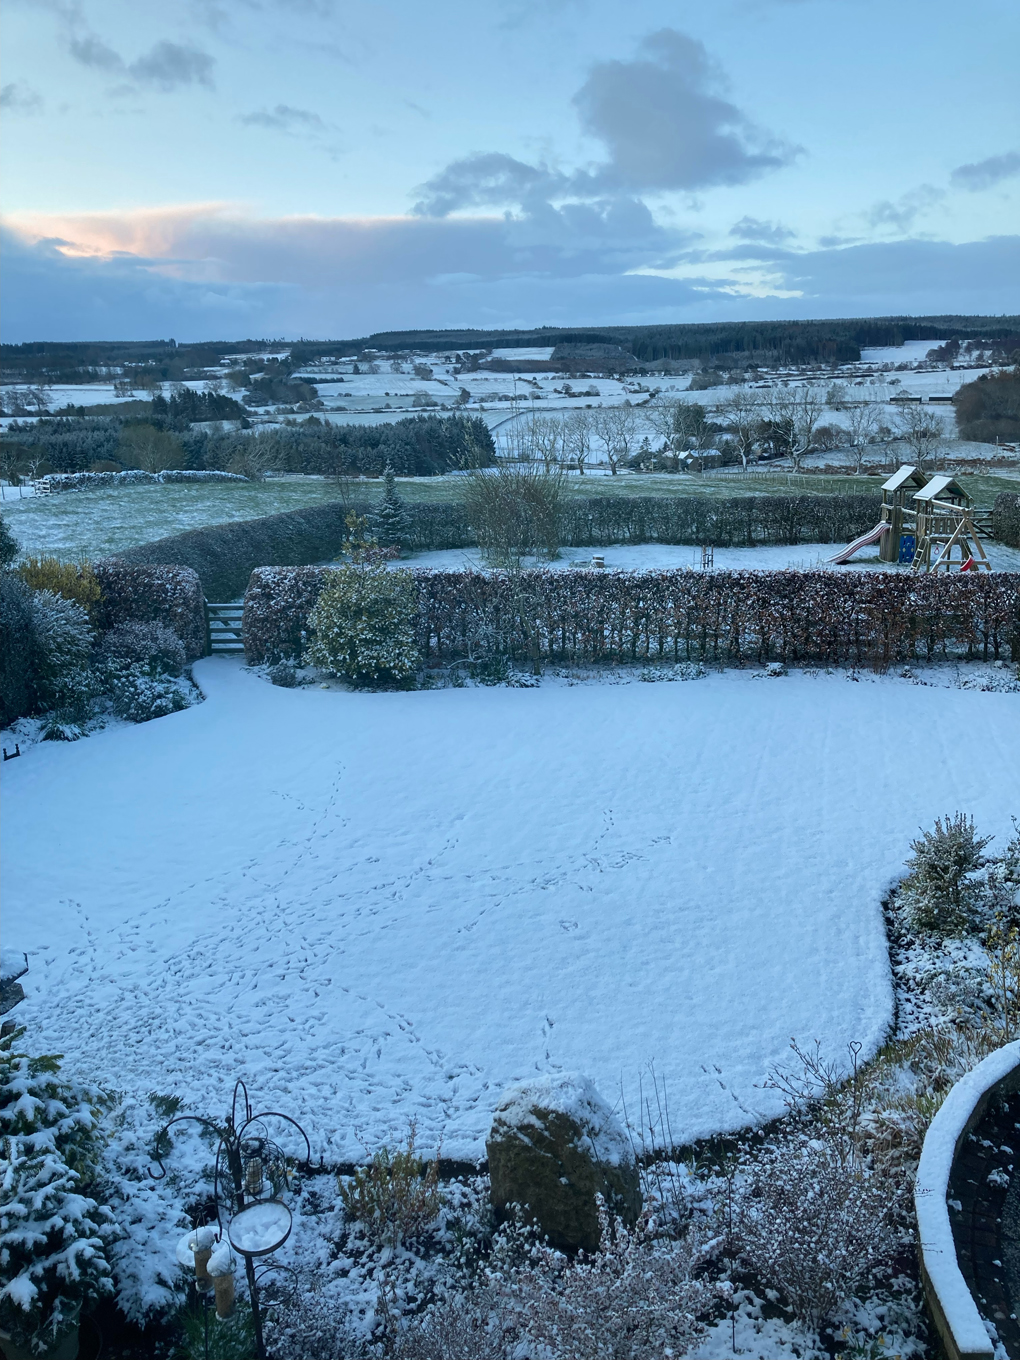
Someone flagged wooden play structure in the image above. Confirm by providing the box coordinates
[829,465,992,572]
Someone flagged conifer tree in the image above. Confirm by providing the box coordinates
[373,464,410,549]
[900,812,992,934]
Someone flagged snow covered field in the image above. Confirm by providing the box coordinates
[4,661,1017,1162]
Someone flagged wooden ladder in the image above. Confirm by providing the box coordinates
[205,602,245,655]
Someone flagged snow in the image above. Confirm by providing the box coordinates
[3,661,1018,1163]
[227,1200,292,1256]
[914,1042,1020,1360]
[492,1071,632,1166]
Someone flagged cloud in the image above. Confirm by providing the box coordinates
[866,184,945,233]
[572,29,799,193]
[67,30,215,90]
[3,207,1015,343]
[240,104,328,133]
[0,82,44,113]
[951,151,1020,192]
[413,28,798,218]
[729,216,794,244]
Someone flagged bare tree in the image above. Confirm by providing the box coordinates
[717,389,764,469]
[896,404,946,473]
[762,386,827,471]
[645,395,712,469]
[842,400,882,473]
[590,404,637,475]
[564,408,594,475]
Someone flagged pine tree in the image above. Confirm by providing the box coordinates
[900,812,992,935]
[0,1027,117,1353]
[372,464,410,549]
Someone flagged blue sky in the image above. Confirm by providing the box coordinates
[2,0,1018,341]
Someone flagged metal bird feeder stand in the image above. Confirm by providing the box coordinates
[151,1080,310,1360]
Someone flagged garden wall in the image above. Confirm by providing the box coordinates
[116,493,882,601]
[994,490,1020,549]
[93,562,207,660]
[243,566,1020,669]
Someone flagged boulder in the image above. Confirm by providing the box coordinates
[486,1072,641,1254]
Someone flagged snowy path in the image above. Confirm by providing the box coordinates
[2,662,1017,1160]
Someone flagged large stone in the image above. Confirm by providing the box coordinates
[486,1072,642,1254]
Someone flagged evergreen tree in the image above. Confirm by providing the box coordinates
[373,464,411,549]
[900,812,992,935]
[0,1027,117,1353]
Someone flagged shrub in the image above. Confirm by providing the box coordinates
[17,556,103,619]
[899,812,993,935]
[0,511,18,568]
[267,661,298,687]
[30,590,94,711]
[338,1123,440,1247]
[100,620,186,677]
[307,561,420,686]
[994,491,1020,549]
[0,1027,117,1356]
[91,563,206,661]
[0,573,35,726]
[464,465,563,566]
[110,669,193,723]
[735,1134,900,1329]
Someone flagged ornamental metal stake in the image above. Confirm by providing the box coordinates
[151,1079,310,1360]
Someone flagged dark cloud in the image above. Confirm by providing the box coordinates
[413,153,567,216]
[67,30,215,90]
[572,29,799,193]
[729,216,794,244]
[240,104,328,133]
[0,82,44,113]
[951,151,1020,192]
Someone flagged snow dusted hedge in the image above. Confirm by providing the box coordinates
[915,1042,1020,1360]
[243,566,1020,668]
[116,493,880,602]
[39,470,249,493]
[92,562,206,660]
[994,491,1020,549]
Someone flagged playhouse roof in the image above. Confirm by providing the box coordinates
[882,465,926,493]
[913,474,971,505]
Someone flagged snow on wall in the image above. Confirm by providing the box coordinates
[915,1042,1020,1360]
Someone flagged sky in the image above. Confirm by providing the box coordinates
[1,0,1018,343]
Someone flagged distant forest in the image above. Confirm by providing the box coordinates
[3,316,1019,383]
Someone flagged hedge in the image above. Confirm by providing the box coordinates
[117,493,882,601]
[92,562,207,660]
[243,566,1020,670]
[41,470,248,493]
[994,491,1020,549]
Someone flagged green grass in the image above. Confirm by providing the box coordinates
[2,467,1016,561]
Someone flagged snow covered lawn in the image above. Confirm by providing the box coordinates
[2,662,1017,1161]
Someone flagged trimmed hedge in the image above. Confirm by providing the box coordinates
[994,491,1020,549]
[117,493,883,601]
[243,566,1020,669]
[92,562,206,660]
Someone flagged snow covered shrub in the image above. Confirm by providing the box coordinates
[0,1027,117,1356]
[90,563,206,663]
[338,1123,440,1247]
[267,661,298,687]
[464,464,563,567]
[0,573,35,726]
[307,561,420,687]
[0,512,18,568]
[734,1134,900,1329]
[99,619,185,677]
[29,590,94,712]
[16,557,103,620]
[263,1283,360,1360]
[900,812,993,935]
[110,669,193,723]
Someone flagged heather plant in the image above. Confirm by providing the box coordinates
[307,560,420,687]
[900,812,993,935]
[338,1122,441,1247]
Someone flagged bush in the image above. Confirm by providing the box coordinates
[0,573,35,725]
[994,491,1020,549]
[338,1123,440,1247]
[16,556,103,618]
[92,563,206,661]
[955,368,1020,443]
[464,465,563,566]
[110,669,193,723]
[30,590,94,711]
[735,1134,900,1329]
[0,511,18,568]
[267,661,298,687]
[899,812,993,935]
[100,620,186,677]
[307,561,420,687]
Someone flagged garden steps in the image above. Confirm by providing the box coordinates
[205,602,245,655]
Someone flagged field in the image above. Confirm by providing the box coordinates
[3,467,1018,561]
[3,659,1017,1165]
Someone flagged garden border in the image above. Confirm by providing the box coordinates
[915,1041,1020,1360]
